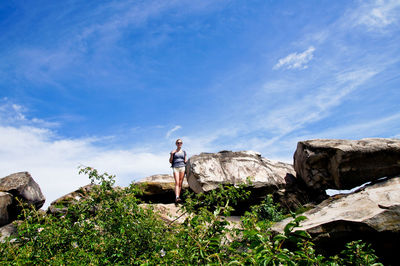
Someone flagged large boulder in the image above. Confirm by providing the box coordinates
[0,172,45,209]
[186,150,295,194]
[48,184,126,215]
[294,138,400,190]
[271,176,400,264]
[47,184,94,215]
[0,192,13,226]
[137,174,189,203]
[0,222,18,243]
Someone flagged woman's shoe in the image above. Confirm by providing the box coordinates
[175,197,182,203]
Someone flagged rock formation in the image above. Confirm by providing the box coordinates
[140,203,189,224]
[140,203,242,233]
[0,172,45,241]
[186,150,294,193]
[294,138,400,190]
[0,172,45,209]
[47,184,94,215]
[137,174,189,203]
[272,173,324,211]
[0,192,13,226]
[2,138,400,263]
[271,176,400,264]
[185,150,309,211]
[0,222,17,242]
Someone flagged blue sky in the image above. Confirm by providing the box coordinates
[1,0,399,207]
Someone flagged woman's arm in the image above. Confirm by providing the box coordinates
[169,150,175,164]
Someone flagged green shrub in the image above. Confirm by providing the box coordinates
[0,167,168,265]
[251,194,286,222]
[0,168,382,265]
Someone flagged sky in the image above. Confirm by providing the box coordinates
[1,0,399,208]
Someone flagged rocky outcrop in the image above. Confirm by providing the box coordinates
[294,138,400,190]
[271,176,400,264]
[0,172,45,209]
[186,150,295,194]
[137,174,189,203]
[0,192,13,226]
[140,203,242,232]
[186,151,302,211]
[0,222,18,242]
[272,174,326,211]
[47,184,94,215]
[140,203,189,224]
[0,172,46,242]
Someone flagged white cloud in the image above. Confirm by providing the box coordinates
[0,120,236,210]
[0,99,59,128]
[0,100,174,208]
[5,0,229,87]
[303,112,400,139]
[263,68,377,134]
[0,124,172,209]
[353,0,400,30]
[273,46,315,70]
[165,125,182,139]
[229,67,380,159]
[0,100,232,209]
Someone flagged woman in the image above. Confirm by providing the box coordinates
[169,138,187,203]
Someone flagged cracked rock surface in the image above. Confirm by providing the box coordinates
[294,138,400,190]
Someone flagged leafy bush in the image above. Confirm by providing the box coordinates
[251,194,285,222]
[0,168,382,265]
[0,167,168,264]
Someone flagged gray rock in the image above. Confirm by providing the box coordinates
[0,192,13,226]
[271,176,400,264]
[0,172,45,209]
[186,150,295,193]
[0,222,18,243]
[137,174,189,203]
[47,184,94,215]
[140,203,242,232]
[294,138,400,190]
[140,203,189,224]
[272,174,326,211]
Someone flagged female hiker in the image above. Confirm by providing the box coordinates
[169,138,187,203]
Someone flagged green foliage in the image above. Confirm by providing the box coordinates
[0,167,167,265]
[251,194,286,222]
[182,182,251,216]
[0,168,382,265]
[329,240,383,266]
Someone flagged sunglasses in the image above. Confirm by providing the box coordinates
[176,142,183,144]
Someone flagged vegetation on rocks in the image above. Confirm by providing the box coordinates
[0,167,382,265]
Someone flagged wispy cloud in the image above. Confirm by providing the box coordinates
[0,100,225,208]
[351,0,400,30]
[0,124,172,209]
[262,68,377,135]
[273,46,315,70]
[0,98,59,128]
[0,99,176,207]
[166,125,182,139]
[3,0,228,87]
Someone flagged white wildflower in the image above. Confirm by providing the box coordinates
[160,248,166,257]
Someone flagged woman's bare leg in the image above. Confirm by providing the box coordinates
[173,171,180,199]
[177,171,185,197]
